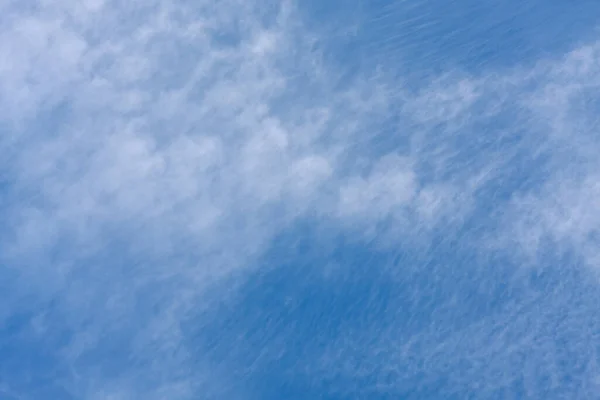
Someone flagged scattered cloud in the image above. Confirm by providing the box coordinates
[2,0,600,397]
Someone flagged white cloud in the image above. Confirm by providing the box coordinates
[338,154,417,218]
[3,0,600,397]
[302,31,600,400]
[493,43,600,267]
[0,0,457,397]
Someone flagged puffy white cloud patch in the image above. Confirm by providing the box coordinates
[0,0,460,397]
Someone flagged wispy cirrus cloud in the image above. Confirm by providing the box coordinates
[304,25,600,400]
[2,0,600,398]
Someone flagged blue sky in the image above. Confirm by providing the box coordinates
[2,0,600,398]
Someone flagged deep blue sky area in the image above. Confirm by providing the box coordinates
[2,0,600,399]
[304,0,600,78]
[190,218,600,399]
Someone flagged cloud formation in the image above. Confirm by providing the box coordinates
[0,0,423,397]
[2,0,600,398]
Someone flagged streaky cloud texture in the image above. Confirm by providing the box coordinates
[2,0,600,398]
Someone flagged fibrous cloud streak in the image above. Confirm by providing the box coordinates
[1,0,600,398]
